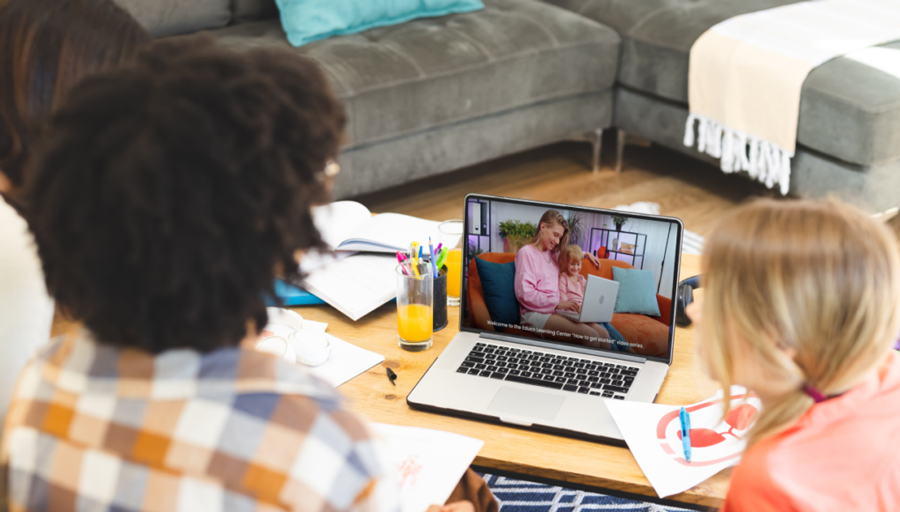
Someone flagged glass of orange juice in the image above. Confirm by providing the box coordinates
[396,263,433,351]
[438,220,464,306]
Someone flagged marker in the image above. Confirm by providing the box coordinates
[410,242,420,277]
[679,407,692,462]
[436,246,449,270]
[428,237,438,278]
[386,367,398,386]
[396,252,408,275]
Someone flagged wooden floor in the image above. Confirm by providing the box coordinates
[354,139,783,237]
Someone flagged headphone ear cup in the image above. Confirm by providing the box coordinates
[675,282,694,327]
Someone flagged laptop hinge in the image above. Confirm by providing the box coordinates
[479,332,648,364]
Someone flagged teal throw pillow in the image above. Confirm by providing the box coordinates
[275,0,486,47]
[474,258,519,328]
[611,267,661,317]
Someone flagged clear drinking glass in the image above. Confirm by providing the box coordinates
[396,263,433,351]
[438,220,464,307]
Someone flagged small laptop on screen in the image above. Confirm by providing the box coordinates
[407,194,684,445]
[555,275,620,324]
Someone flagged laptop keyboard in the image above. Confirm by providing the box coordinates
[456,343,639,400]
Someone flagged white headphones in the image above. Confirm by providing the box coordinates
[255,308,331,366]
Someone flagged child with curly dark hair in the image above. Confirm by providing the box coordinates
[1,36,492,512]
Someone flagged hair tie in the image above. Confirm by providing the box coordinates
[801,383,827,403]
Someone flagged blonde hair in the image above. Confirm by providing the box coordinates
[700,199,900,448]
[559,244,584,274]
[530,209,569,256]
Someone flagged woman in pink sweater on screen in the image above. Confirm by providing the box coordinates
[514,210,609,347]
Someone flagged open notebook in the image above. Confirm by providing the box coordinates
[312,201,451,254]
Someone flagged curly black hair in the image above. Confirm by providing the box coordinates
[25,36,346,353]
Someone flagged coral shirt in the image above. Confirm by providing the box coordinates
[558,273,586,304]
[722,351,900,512]
[514,244,560,315]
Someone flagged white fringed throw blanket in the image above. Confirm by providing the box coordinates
[683,0,900,194]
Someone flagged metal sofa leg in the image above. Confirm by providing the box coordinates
[615,129,626,173]
[592,129,603,173]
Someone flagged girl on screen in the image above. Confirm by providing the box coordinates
[514,210,610,347]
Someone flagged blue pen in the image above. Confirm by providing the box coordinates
[428,237,438,278]
[419,245,423,260]
[679,407,692,462]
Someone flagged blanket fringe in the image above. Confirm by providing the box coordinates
[683,114,792,195]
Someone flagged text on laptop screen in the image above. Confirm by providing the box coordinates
[460,195,682,363]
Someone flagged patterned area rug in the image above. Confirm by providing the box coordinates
[481,474,692,512]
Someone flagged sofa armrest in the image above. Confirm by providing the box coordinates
[654,295,672,326]
[469,289,495,332]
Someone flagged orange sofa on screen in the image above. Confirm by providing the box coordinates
[466,253,672,357]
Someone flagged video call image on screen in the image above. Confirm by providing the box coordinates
[461,197,680,360]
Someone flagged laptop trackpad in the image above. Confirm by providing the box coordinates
[488,387,565,422]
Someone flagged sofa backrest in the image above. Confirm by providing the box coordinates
[233,0,279,23]
[114,0,232,38]
[472,252,634,292]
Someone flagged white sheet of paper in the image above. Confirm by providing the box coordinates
[303,333,384,387]
[372,423,484,512]
[262,308,383,387]
[605,386,761,498]
[302,254,397,321]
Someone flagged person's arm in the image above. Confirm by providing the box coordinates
[514,248,558,314]
[558,274,569,303]
[585,253,601,268]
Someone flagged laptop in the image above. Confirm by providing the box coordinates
[555,275,620,324]
[407,194,683,445]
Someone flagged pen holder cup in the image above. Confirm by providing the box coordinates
[433,266,448,332]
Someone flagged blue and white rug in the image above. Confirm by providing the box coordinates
[481,474,692,512]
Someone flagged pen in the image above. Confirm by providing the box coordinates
[436,247,449,270]
[434,243,443,256]
[418,245,423,260]
[679,407,692,462]
[396,251,408,275]
[386,367,397,386]
[428,237,438,278]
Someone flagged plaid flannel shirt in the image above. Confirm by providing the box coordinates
[1,331,399,512]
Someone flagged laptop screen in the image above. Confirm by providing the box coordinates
[459,194,683,364]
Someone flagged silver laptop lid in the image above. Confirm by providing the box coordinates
[458,194,684,365]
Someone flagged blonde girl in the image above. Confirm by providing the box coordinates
[686,199,900,511]
[514,210,610,346]
[559,245,612,349]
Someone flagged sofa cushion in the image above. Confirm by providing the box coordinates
[544,0,900,166]
[233,0,278,22]
[211,0,619,148]
[113,0,230,37]
[276,0,485,48]
[611,267,660,317]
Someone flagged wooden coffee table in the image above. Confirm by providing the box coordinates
[292,254,725,510]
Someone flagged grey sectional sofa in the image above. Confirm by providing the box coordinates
[545,0,900,213]
[115,0,899,212]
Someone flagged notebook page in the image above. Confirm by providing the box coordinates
[301,254,397,321]
[312,201,372,250]
[339,213,456,254]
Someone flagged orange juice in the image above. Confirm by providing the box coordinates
[397,304,433,342]
[446,249,462,300]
